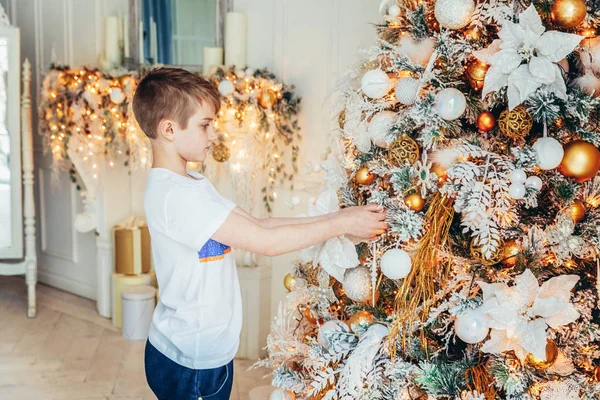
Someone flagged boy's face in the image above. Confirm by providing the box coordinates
[173,104,217,163]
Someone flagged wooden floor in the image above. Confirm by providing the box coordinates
[0,276,271,400]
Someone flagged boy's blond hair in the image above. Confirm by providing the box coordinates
[132,67,221,140]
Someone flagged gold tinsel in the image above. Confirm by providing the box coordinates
[464,362,499,400]
[389,192,454,353]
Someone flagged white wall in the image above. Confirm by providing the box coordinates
[6,0,379,319]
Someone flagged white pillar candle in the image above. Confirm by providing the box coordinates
[150,17,158,62]
[203,47,223,76]
[105,16,122,66]
[224,12,247,67]
[123,15,130,58]
[139,20,145,62]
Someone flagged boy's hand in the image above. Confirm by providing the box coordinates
[337,204,388,240]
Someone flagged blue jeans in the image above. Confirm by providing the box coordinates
[145,340,234,400]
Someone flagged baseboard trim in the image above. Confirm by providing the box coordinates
[37,269,96,300]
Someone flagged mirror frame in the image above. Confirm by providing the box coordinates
[0,24,23,259]
[127,0,232,69]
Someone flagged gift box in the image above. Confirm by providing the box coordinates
[113,216,152,275]
[112,272,152,329]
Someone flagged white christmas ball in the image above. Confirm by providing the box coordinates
[361,69,393,99]
[291,196,301,206]
[525,175,543,191]
[218,80,235,96]
[510,169,527,184]
[455,311,489,344]
[395,77,420,105]
[380,249,412,280]
[83,90,100,106]
[270,389,295,400]
[533,137,565,170]
[398,36,436,67]
[343,266,372,303]
[388,4,401,17]
[435,88,467,121]
[317,320,349,349]
[368,111,397,148]
[434,0,475,30]
[109,87,125,104]
[508,183,526,200]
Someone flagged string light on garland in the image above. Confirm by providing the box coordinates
[551,0,587,29]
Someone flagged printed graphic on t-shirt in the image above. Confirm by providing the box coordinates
[198,239,231,262]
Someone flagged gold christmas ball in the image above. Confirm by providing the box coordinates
[211,143,231,163]
[500,239,520,268]
[303,308,318,324]
[388,133,420,166]
[465,60,489,91]
[470,240,503,266]
[405,192,425,212]
[338,109,346,130]
[551,0,587,29]
[498,105,533,140]
[283,273,296,292]
[566,200,586,223]
[257,89,277,108]
[119,74,133,87]
[355,167,375,185]
[349,310,374,332]
[558,140,600,183]
[477,111,496,132]
[526,340,559,369]
[431,163,448,184]
[594,365,600,382]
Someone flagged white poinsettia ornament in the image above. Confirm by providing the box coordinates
[475,269,579,361]
[474,4,583,110]
[546,214,595,263]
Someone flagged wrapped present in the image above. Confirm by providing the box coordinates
[113,216,152,275]
[112,272,152,329]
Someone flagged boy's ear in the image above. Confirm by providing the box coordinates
[157,119,176,142]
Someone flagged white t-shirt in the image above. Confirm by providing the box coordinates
[144,168,242,369]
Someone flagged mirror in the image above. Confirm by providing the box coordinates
[0,24,22,259]
[129,0,230,67]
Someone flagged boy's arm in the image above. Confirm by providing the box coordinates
[232,206,338,228]
[212,206,387,257]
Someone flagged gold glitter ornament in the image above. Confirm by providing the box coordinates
[211,143,231,162]
[349,310,374,332]
[498,105,533,140]
[388,133,420,166]
[551,0,587,29]
[470,240,502,266]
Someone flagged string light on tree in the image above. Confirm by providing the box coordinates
[477,111,496,132]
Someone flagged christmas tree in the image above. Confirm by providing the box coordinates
[258,1,600,399]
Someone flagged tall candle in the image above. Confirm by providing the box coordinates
[203,47,223,76]
[224,12,247,67]
[123,15,130,58]
[139,20,145,62]
[150,17,158,62]
[105,16,121,66]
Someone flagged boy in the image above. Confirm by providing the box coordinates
[133,67,387,400]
